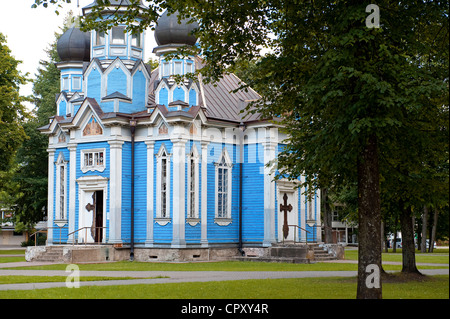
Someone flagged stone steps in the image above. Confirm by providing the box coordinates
[236,243,339,263]
[236,256,310,264]
[235,244,311,264]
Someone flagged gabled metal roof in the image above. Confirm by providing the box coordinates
[148,58,262,124]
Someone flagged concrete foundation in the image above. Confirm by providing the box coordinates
[26,245,243,263]
[26,243,345,263]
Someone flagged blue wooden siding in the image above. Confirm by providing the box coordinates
[158,87,169,106]
[173,87,185,103]
[189,89,197,106]
[107,67,127,96]
[242,143,265,243]
[58,100,67,117]
[86,67,102,102]
[120,141,147,244]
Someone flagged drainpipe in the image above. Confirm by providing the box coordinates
[129,118,137,261]
[238,118,246,257]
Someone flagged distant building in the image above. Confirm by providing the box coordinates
[38,1,321,257]
[0,207,26,246]
[330,205,358,245]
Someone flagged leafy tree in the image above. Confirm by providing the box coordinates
[33,0,448,299]
[0,32,29,207]
[12,12,74,230]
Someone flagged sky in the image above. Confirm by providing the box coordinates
[0,0,156,109]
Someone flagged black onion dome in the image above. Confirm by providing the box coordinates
[57,27,91,62]
[83,0,146,9]
[154,10,198,46]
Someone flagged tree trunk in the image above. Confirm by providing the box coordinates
[429,208,438,253]
[420,206,428,253]
[321,188,333,244]
[400,206,421,274]
[356,134,382,299]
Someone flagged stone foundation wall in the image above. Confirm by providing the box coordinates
[26,243,345,263]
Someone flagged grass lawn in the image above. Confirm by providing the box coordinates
[0,275,447,299]
[0,250,26,255]
[0,256,26,263]
[0,247,447,299]
[344,248,449,264]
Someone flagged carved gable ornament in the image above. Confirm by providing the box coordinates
[158,123,168,135]
[83,116,103,136]
[58,132,67,143]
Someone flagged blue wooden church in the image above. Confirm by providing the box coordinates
[39,1,321,261]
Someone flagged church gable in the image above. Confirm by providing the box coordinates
[83,116,103,136]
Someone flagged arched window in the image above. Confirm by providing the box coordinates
[215,148,233,224]
[187,145,200,221]
[155,144,171,224]
[55,152,68,221]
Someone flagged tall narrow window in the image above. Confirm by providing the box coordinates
[59,165,65,220]
[55,153,67,221]
[187,145,199,222]
[217,157,228,218]
[155,144,171,224]
[161,156,167,218]
[189,158,195,217]
[215,148,233,225]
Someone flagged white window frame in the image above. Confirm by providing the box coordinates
[95,30,105,46]
[174,61,183,75]
[111,26,126,45]
[81,149,106,173]
[155,144,171,225]
[186,61,194,74]
[72,76,82,90]
[186,145,200,224]
[214,148,233,225]
[162,62,170,77]
[131,32,142,48]
[62,77,70,91]
[55,152,68,222]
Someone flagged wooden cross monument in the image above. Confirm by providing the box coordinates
[280,193,293,239]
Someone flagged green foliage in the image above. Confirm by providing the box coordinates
[12,14,68,228]
[0,33,30,210]
[0,33,29,175]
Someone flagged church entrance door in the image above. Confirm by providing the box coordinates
[79,190,104,243]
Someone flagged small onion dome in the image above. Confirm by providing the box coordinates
[57,27,91,62]
[154,10,198,47]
